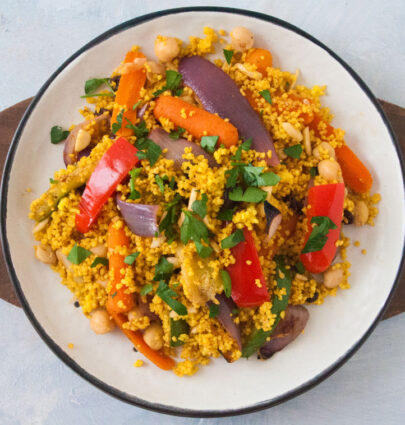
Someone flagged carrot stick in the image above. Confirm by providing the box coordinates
[111,51,146,138]
[154,95,239,147]
[245,48,272,74]
[335,144,373,193]
[107,220,135,313]
[308,114,334,137]
[107,305,175,371]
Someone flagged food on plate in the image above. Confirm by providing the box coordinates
[30,26,380,376]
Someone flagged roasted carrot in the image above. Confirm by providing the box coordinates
[308,113,334,137]
[335,144,373,193]
[111,51,146,138]
[107,220,135,313]
[245,89,259,110]
[107,305,175,371]
[276,93,314,125]
[154,95,239,147]
[245,48,272,74]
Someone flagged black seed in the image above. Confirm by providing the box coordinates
[95,107,110,116]
[74,301,80,308]
[343,209,354,225]
[306,292,319,303]
[109,75,121,92]
[283,193,304,215]
[132,347,138,353]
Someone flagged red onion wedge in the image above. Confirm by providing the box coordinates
[207,294,242,352]
[63,113,110,166]
[148,128,218,169]
[259,305,309,359]
[179,56,279,166]
[264,201,282,239]
[116,194,159,237]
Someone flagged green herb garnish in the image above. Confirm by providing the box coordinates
[209,303,220,318]
[169,127,185,139]
[111,109,124,134]
[223,49,234,64]
[156,281,187,316]
[170,318,190,346]
[132,100,142,111]
[50,126,70,144]
[229,186,267,203]
[191,193,208,219]
[217,206,237,221]
[259,89,272,104]
[154,256,174,281]
[201,136,219,154]
[140,284,153,296]
[124,252,140,265]
[67,244,92,265]
[302,216,337,254]
[128,167,141,200]
[284,144,303,159]
[180,210,210,245]
[90,257,108,268]
[295,260,305,274]
[153,70,183,97]
[49,178,59,184]
[82,78,115,98]
[220,270,232,297]
[159,194,182,241]
[309,166,318,177]
[221,229,245,249]
[194,240,213,258]
[155,175,165,193]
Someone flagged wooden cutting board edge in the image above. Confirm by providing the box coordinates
[0,97,404,319]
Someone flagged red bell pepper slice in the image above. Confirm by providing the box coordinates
[227,228,270,308]
[300,183,345,273]
[75,137,139,233]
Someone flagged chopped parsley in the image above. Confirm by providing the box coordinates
[201,136,219,154]
[221,229,245,249]
[180,210,210,245]
[209,303,220,318]
[194,240,213,258]
[170,318,190,346]
[159,194,182,242]
[295,260,306,274]
[132,100,142,111]
[140,284,153,296]
[124,252,140,265]
[111,109,124,134]
[284,144,303,159]
[67,244,92,265]
[156,281,187,316]
[169,127,185,139]
[259,89,272,104]
[309,166,318,177]
[50,126,70,144]
[302,216,338,254]
[191,193,208,219]
[229,186,267,203]
[90,257,108,268]
[49,178,59,184]
[82,77,114,98]
[128,167,141,200]
[217,206,237,221]
[220,270,232,297]
[153,70,183,97]
[223,49,234,64]
[154,256,174,281]
[154,175,165,193]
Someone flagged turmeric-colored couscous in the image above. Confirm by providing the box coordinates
[30,26,380,376]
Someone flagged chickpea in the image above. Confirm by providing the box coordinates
[34,245,57,265]
[313,142,335,159]
[127,306,142,322]
[154,36,180,63]
[318,159,341,181]
[90,309,115,334]
[353,201,369,226]
[145,60,165,75]
[230,26,254,52]
[143,322,164,351]
[324,268,344,289]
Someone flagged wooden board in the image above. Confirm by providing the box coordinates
[0,98,404,319]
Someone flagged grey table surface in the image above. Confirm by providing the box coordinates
[0,1,404,424]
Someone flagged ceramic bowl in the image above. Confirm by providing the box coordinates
[1,7,404,418]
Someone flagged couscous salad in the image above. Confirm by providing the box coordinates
[30,27,380,376]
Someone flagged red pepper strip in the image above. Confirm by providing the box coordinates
[300,183,345,274]
[227,228,270,308]
[75,137,139,233]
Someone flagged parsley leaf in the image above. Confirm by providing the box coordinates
[127,119,149,139]
[155,175,165,193]
[90,257,108,268]
[49,178,59,184]
[241,138,252,151]
[159,194,182,241]
[170,127,185,139]
[225,167,240,189]
[153,70,183,97]
[194,240,213,258]
[50,126,70,144]
[259,89,272,104]
[191,193,208,219]
[295,260,305,274]
[67,244,92,265]
[135,138,162,166]
[154,256,174,281]
[284,144,303,159]
[217,206,237,221]
[140,284,153,296]
[156,281,187,315]
[302,216,338,254]
[223,49,234,64]
[209,303,220,318]
[242,256,291,357]
[220,270,232,297]
[170,318,190,346]
[132,100,142,111]
[84,78,114,96]
[111,109,124,134]
[201,136,219,154]
[221,229,245,249]
[258,172,281,186]
[180,210,210,245]
[309,166,318,177]
[128,167,141,200]
[229,186,267,203]
[124,252,140,265]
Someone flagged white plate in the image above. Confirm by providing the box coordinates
[1,7,404,418]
